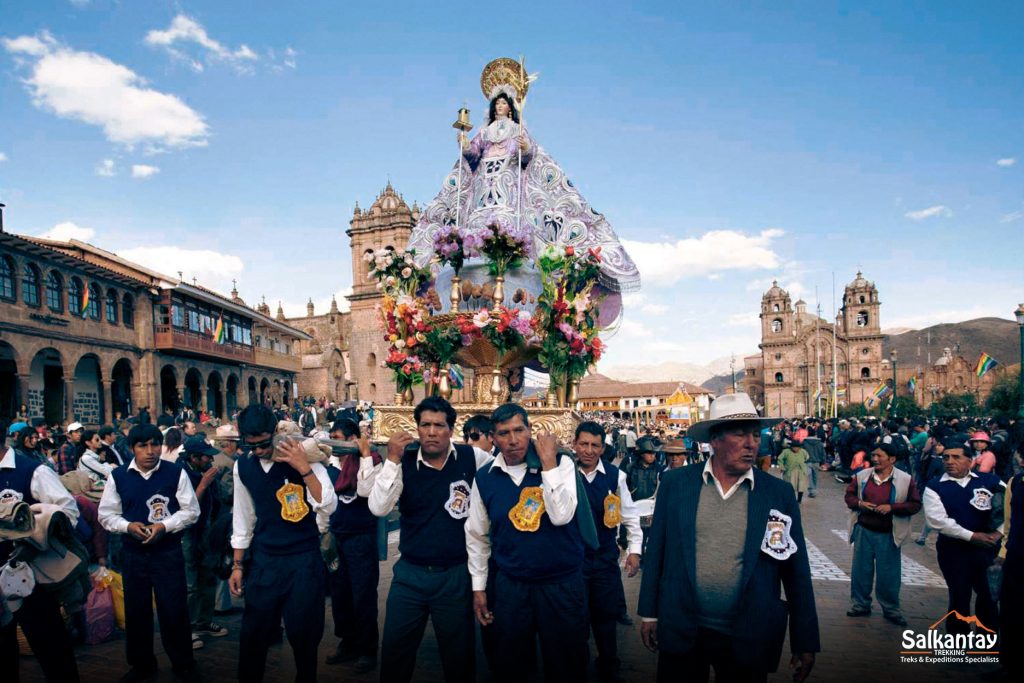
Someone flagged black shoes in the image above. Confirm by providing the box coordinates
[846,608,871,617]
[884,613,908,627]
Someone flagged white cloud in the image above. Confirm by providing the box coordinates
[996,158,1016,167]
[1000,211,1022,224]
[131,164,160,179]
[621,292,669,315]
[3,32,209,150]
[0,152,7,162]
[37,221,96,241]
[145,15,259,74]
[95,158,115,176]
[621,228,784,287]
[904,205,952,221]
[117,246,244,292]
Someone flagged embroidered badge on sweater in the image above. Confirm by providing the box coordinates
[0,488,23,505]
[760,508,798,560]
[146,494,170,523]
[444,480,471,519]
[970,488,993,511]
[603,492,622,528]
[509,486,545,532]
[276,481,309,522]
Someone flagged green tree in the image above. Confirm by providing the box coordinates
[891,395,923,419]
[932,392,980,417]
[985,369,1022,416]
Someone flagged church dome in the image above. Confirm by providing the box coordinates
[763,280,788,299]
[370,181,409,215]
[847,271,873,290]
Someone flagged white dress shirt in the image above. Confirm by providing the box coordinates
[78,449,114,480]
[367,443,493,517]
[1,447,79,524]
[97,459,200,535]
[702,457,756,501]
[580,460,643,556]
[465,453,579,591]
[923,472,1006,542]
[230,459,337,550]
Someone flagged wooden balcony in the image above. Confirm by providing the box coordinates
[253,348,302,373]
[153,325,254,363]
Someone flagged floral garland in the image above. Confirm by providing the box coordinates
[378,294,428,391]
[534,245,605,387]
[432,225,483,276]
[365,247,433,297]
[456,305,535,355]
[475,216,532,277]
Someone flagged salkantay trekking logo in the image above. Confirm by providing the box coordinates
[900,611,999,664]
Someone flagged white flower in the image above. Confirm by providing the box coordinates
[401,267,413,278]
[395,339,406,349]
[472,310,491,328]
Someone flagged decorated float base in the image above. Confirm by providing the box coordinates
[371,404,580,444]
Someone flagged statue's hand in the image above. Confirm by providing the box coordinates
[517,135,528,152]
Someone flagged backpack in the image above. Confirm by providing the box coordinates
[889,434,911,463]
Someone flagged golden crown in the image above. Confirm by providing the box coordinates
[480,57,530,103]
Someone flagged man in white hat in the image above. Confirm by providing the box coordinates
[638,393,820,682]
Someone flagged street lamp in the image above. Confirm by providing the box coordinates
[1016,303,1024,418]
[889,349,898,419]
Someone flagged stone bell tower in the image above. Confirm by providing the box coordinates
[345,182,421,402]
[842,271,883,400]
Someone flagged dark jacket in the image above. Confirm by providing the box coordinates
[637,463,820,672]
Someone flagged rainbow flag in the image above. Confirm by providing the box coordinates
[813,388,823,402]
[864,381,892,408]
[213,314,226,344]
[907,376,917,394]
[448,364,465,390]
[80,287,90,318]
[975,353,998,378]
[836,387,847,397]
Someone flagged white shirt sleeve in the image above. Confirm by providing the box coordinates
[356,457,383,498]
[465,479,492,592]
[98,473,129,534]
[161,470,200,534]
[617,470,643,555]
[32,465,79,525]
[79,452,114,478]
[473,447,495,470]
[368,458,403,516]
[231,461,256,550]
[309,463,337,531]
[923,486,975,542]
[541,456,578,526]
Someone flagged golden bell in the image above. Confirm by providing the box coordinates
[452,107,473,132]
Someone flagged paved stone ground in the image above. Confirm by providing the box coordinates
[19,470,997,682]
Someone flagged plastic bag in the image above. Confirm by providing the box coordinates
[84,585,115,644]
[107,569,125,629]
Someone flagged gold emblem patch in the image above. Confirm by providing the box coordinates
[276,480,309,523]
[509,486,545,532]
[603,492,622,528]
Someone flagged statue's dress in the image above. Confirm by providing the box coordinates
[408,118,640,325]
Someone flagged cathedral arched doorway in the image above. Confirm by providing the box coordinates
[184,368,203,410]
[0,342,18,422]
[30,348,64,425]
[226,374,239,415]
[206,371,224,419]
[111,358,133,418]
[72,354,103,426]
[160,365,179,414]
[259,378,269,406]
[247,376,258,406]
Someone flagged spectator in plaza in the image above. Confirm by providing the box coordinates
[638,393,818,683]
[211,423,240,614]
[462,414,495,454]
[56,421,84,474]
[0,418,82,683]
[969,432,997,474]
[779,433,811,504]
[77,429,113,485]
[466,403,588,683]
[627,438,662,503]
[181,421,198,437]
[324,418,382,674]
[573,420,642,680]
[923,438,1005,635]
[161,426,184,463]
[662,439,690,472]
[179,435,227,648]
[99,425,130,467]
[915,438,946,546]
[996,461,1024,679]
[802,427,826,498]
[11,424,48,467]
[230,404,336,683]
[844,442,921,626]
[98,423,200,682]
[369,396,490,683]
[757,426,774,471]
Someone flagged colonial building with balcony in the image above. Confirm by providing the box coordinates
[0,227,309,427]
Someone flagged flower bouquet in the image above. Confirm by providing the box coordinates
[534,245,606,394]
[476,216,532,278]
[378,293,429,395]
[365,247,433,298]
[456,306,534,356]
[432,225,483,276]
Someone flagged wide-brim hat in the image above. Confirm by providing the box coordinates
[968,431,991,444]
[686,393,781,443]
[661,438,689,454]
[215,424,239,441]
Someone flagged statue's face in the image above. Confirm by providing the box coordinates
[494,98,510,118]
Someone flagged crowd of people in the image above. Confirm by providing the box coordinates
[2,393,1023,683]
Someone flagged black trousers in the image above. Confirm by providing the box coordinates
[491,572,589,683]
[2,589,80,683]
[1000,555,1023,674]
[936,537,998,634]
[583,550,627,671]
[327,532,379,656]
[657,628,768,683]
[379,559,475,683]
[239,548,326,683]
[122,543,194,672]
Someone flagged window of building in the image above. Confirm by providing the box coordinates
[772,303,780,312]
[87,283,101,320]
[856,311,869,327]
[861,367,871,378]
[775,372,784,383]
[45,271,63,313]
[106,289,118,324]
[1,256,16,301]
[68,277,83,315]
[171,297,185,328]
[22,263,41,307]
[122,294,135,328]
[858,295,865,304]
[774,353,782,361]
[771,318,783,333]
[861,347,869,356]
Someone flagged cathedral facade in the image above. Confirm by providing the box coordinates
[742,272,885,417]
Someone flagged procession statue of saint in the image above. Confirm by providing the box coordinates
[408,57,640,324]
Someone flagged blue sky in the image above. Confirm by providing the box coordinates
[1,1,1022,369]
